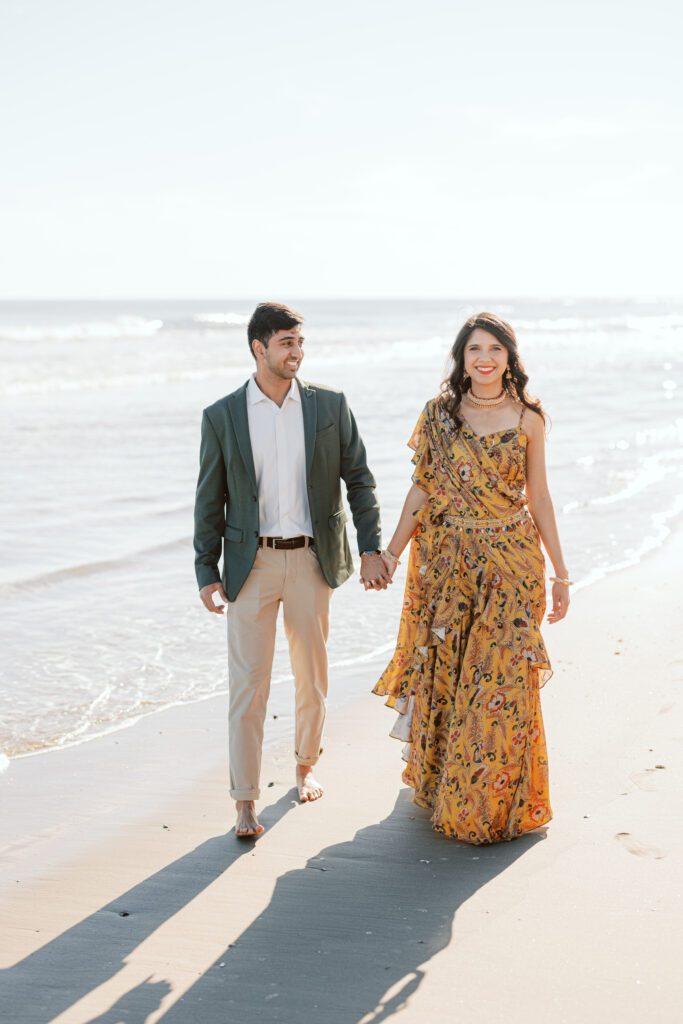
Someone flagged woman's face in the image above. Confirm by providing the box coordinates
[463,328,509,389]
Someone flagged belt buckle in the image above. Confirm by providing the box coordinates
[261,535,311,550]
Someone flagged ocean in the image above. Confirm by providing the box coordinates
[1,298,682,762]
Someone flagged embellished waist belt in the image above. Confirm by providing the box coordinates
[444,507,530,533]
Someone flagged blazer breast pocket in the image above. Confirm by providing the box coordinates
[316,423,336,438]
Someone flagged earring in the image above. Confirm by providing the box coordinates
[504,368,512,380]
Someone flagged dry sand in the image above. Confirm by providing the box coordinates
[1,531,682,1023]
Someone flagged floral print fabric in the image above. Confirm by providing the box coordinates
[374,398,552,844]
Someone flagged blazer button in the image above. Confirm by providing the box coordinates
[253,531,258,538]
[252,495,258,501]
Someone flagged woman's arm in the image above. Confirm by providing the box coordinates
[524,411,570,623]
[382,483,429,573]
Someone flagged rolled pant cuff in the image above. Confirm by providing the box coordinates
[295,749,323,767]
[230,789,260,801]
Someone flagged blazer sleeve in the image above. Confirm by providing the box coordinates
[194,410,227,589]
[338,393,382,554]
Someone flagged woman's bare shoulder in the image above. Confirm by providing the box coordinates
[519,403,546,438]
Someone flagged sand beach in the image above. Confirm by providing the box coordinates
[3,0,682,1015]
[1,524,682,1023]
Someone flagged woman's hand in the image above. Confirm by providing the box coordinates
[381,550,400,579]
[547,581,570,623]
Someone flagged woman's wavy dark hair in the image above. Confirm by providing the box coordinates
[440,312,548,431]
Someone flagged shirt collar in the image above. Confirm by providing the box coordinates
[247,374,300,406]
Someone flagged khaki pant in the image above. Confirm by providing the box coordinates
[227,544,332,800]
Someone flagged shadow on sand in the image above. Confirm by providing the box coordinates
[82,977,172,1023]
[1,789,542,1024]
[0,793,296,1024]
[158,789,542,1023]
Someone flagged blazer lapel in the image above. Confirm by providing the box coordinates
[298,379,317,481]
[227,383,257,488]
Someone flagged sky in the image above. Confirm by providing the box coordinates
[1,0,681,300]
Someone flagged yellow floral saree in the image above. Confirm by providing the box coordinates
[374,398,552,844]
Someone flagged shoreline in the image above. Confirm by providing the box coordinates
[1,523,682,1020]
[3,638,399,768]
[5,509,683,766]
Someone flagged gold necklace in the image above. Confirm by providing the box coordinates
[466,389,507,408]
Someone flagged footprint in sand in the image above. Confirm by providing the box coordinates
[668,657,683,679]
[615,833,665,859]
[630,768,667,792]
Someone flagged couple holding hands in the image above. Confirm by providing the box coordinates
[194,302,569,843]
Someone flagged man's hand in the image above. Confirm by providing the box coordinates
[199,582,228,614]
[360,552,392,591]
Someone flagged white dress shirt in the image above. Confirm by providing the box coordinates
[246,375,313,538]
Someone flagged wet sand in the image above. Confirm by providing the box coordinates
[1,531,682,1023]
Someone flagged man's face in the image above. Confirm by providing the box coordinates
[254,326,304,380]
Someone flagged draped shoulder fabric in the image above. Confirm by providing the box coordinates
[374,397,552,844]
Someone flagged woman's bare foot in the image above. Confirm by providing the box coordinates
[235,800,264,838]
[296,765,324,802]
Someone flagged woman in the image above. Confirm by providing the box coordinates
[373,312,570,845]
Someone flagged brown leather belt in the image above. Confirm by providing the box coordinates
[259,536,314,550]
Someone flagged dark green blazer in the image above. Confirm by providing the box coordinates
[194,378,382,601]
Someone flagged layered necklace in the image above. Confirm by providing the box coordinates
[465,387,507,409]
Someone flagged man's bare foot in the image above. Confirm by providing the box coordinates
[235,800,264,838]
[296,765,324,802]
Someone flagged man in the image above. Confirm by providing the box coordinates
[194,302,389,837]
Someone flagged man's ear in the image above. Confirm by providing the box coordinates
[252,339,265,360]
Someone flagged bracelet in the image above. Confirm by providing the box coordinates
[383,548,401,565]
[550,576,573,586]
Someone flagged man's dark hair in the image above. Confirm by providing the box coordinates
[247,302,304,359]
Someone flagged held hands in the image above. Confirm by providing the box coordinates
[360,552,393,591]
[199,581,228,614]
[360,550,401,591]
